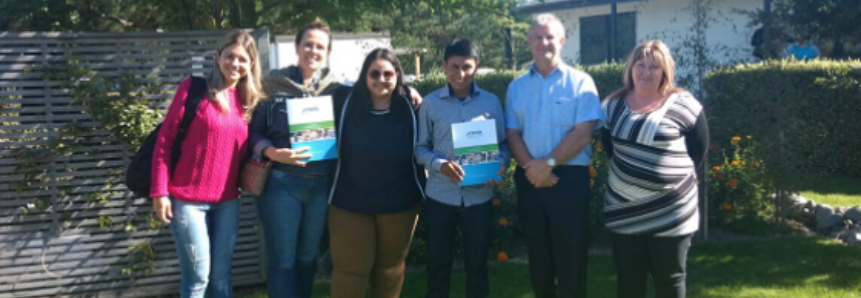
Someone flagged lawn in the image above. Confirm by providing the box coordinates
[238,236,861,298]
[797,175,861,207]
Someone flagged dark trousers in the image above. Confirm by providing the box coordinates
[514,166,591,298]
[610,232,692,298]
[424,198,493,298]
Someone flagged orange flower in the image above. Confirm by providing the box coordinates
[727,179,738,188]
[492,198,501,207]
[731,136,741,142]
[498,218,509,227]
[741,160,746,165]
[715,174,724,180]
[497,251,509,262]
[589,167,598,177]
[712,166,721,172]
[722,203,733,211]
[731,160,741,166]
[752,161,760,167]
[590,179,595,188]
[710,143,718,149]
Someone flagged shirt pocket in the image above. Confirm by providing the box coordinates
[552,97,577,127]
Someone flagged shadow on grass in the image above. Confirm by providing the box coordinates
[797,175,861,196]
[242,236,861,298]
[687,236,861,297]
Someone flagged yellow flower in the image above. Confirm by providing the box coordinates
[746,135,752,140]
[712,166,721,172]
[753,161,760,167]
[731,160,741,166]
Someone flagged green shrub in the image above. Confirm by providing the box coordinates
[704,60,861,186]
[706,135,774,233]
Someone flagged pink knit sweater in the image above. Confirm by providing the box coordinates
[150,78,249,202]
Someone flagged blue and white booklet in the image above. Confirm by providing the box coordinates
[452,119,502,186]
[287,95,337,161]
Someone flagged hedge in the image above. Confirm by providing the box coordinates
[412,63,625,102]
[704,59,861,185]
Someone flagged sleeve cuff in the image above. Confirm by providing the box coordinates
[253,139,273,160]
[432,158,447,173]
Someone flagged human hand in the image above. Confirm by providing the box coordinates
[264,146,312,166]
[524,158,552,186]
[408,87,423,107]
[441,161,465,184]
[152,196,172,224]
[484,163,506,186]
[534,173,559,188]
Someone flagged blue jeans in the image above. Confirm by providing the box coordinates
[256,169,329,298]
[170,198,240,298]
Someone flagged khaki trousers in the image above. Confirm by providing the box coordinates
[329,204,420,298]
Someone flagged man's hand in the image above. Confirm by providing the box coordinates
[484,162,506,186]
[534,173,559,188]
[152,196,172,224]
[524,158,553,186]
[441,161,465,184]
[264,146,312,166]
[408,87,423,107]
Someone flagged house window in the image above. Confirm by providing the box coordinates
[580,12,636,65]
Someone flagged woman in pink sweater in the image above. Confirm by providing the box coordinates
[150,30,262,298]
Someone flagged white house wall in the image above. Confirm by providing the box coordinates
[551,0,762,73]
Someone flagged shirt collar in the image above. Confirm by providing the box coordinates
[441,81,481,100]
[529,62,565,78]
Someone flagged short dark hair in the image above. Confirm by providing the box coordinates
[444,39,480,61]
[295,19,333,53]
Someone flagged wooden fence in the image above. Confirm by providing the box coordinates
[0,30,270,297]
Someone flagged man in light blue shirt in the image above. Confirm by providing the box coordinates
[416,39,509,298]
[505,13,605,298]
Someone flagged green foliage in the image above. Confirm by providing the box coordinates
[704,60,861,188]
[772,0,861,43]
[412,63,625,101]
[123,240,156,276]
[707,135,774,233]
[47,63,164,149]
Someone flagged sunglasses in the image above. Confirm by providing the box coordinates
[369,70,396,80]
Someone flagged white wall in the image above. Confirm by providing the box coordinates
[548,0,762,74]
[270,33,391,84]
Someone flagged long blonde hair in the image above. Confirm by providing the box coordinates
[206,30,263,120]
[607,40,684,101]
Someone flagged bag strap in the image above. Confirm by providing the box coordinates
[170,76,207,171]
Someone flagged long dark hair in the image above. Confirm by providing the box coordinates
[352,48,410,114]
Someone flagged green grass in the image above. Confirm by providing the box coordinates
[239,236,861,298]
[797,175,861,207]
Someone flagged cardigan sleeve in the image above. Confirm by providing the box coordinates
[684,110,709,169]
[150,78,192,198]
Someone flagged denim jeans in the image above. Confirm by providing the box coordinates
[424,198,493,298]
[170,198,240,298]
[255,169,329,298]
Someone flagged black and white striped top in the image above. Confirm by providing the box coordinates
[600,91,709,237]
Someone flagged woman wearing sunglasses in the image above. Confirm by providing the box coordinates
[327,48,425,298]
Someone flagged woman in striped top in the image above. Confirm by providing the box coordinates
[600,40,709,298]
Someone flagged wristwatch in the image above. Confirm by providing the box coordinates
[546,157,557,168]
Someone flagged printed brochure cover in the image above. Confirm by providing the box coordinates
[287,95,337,162]
[452,119,502,186]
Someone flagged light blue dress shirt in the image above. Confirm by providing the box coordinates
[505,63,605,166]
